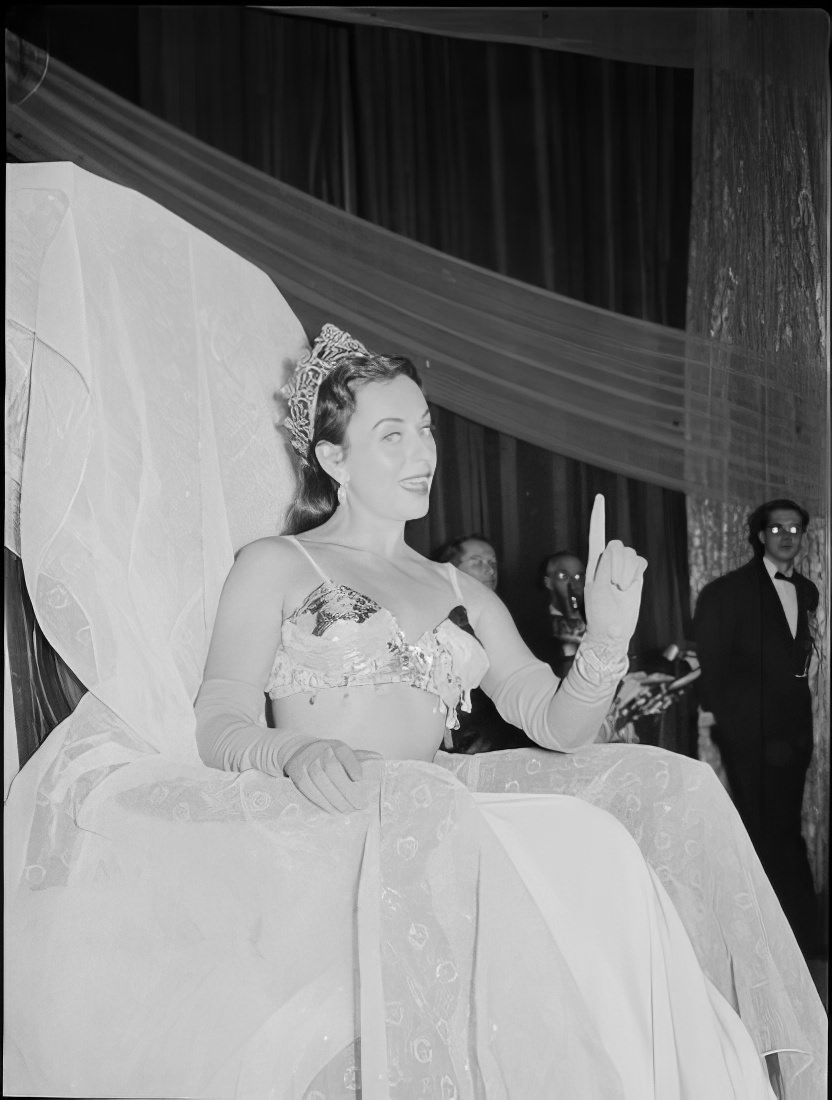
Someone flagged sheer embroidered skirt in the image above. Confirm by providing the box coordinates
[9,732,825,1098]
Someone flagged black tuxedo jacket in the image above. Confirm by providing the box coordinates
[693,557,818,778]
[694,558,819,941]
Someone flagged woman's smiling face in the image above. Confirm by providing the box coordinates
[339,374,437,521]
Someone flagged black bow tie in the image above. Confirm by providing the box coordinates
[774,571,796,584]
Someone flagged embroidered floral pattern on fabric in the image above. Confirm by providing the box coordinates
[437,742,824,1078]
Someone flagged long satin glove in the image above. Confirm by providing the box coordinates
[195,677,316,773]
[489,640,630,752]
[194,677,374,812]
[491,496,645,752]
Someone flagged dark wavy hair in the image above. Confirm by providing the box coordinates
[746,498,810,557]
[284,353,423,535]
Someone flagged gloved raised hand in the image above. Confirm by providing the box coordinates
[582,494,647,650]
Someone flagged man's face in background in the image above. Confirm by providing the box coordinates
[544,554,586,617]
[456,538,498,591]
[758,508,805,570]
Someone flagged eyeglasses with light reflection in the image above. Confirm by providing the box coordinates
[551,571,585,583]
[765,524,803,536]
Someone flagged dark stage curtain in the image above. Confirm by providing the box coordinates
[35,5,697,750]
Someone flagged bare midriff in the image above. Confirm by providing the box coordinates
[271,682,448,761]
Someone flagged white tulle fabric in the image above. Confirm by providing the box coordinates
[4,163,826,1098]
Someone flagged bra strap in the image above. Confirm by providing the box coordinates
[285,535,330,583]
[445,562,464,603]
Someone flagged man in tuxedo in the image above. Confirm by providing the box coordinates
[693,499,820,954]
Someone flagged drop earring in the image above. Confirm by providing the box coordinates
[337,482,347,506]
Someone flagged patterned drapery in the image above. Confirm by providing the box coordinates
[685,9,830,891]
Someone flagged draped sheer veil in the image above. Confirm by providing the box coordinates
[4,163,826,1099]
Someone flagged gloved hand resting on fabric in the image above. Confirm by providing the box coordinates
[281,738,382,814]
[195,677,380,814]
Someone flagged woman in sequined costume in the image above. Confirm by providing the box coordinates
[193,337,786,1098]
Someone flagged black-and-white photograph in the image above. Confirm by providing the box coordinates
[5,6,829,1098]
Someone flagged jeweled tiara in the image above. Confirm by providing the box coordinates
[282,323,369,459]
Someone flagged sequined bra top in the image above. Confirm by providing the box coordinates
[266,537,490,730]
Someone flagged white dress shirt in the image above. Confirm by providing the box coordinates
[763,555,798,638]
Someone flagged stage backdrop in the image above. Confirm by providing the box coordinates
[6,8,828,889]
